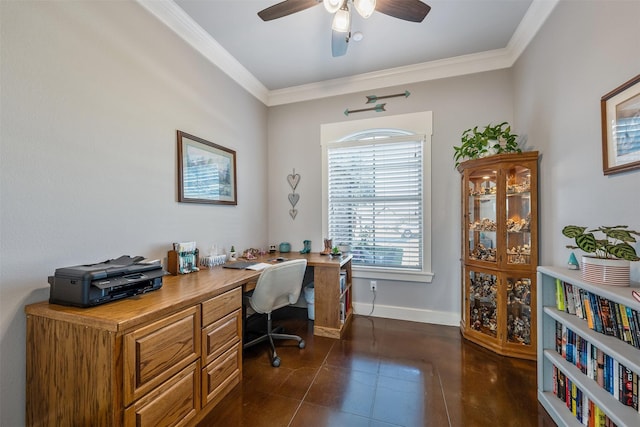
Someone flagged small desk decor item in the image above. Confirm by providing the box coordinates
[287,169,300,219]
[300,240,311,254]
[601,74,640,175]
[200,244,227,268]
[177,130,237,205]
[279,242,291,253]
[321,238,332,255]
[168,241,199,275]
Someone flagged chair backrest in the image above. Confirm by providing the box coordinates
[248,259,307,314]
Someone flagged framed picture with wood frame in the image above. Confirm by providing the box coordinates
[601,74,640,175]
[177,130,237,205]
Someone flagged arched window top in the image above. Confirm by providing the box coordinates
[338,128,415,142]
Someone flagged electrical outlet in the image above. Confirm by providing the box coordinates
[370,280,377,291]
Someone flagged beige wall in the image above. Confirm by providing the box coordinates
[0,2,267,425]
[513,0,640,279]
[267,70,515,323]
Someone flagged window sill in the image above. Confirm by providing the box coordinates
[352,266,434,283]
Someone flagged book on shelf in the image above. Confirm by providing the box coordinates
[556,279,566,311]
[575,287,584,320]
[599,297,616,337]
[620,304,634,346]
[621,364,634,408]
[633,371,639,411]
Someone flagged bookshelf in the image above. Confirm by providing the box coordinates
[537,266,640,426]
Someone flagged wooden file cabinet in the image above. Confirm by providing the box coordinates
[26,270,247,427]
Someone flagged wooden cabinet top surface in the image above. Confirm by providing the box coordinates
[24,253,352,333]
[457,151,539,172]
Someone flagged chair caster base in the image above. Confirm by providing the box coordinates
[298,340,305,349]
[271,356,281,367]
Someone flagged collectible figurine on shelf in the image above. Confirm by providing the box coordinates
[567,252,579,270]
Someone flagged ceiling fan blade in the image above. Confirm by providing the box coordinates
[258,0,320,21]
[376,0,431,23]
[332,30,349,57]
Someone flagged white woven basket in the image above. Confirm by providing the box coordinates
[581,256,630,287]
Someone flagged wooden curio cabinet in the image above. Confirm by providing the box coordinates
[458,151,539,360]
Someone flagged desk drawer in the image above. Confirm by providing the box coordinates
[124,361,199,427]
[201,342,241,408]
[202,309,241,365]
[124,306,200,405]
[202,287,241,327]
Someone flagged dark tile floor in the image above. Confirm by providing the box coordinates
[200,309,557,427]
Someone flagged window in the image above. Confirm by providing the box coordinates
[321,112,433,283]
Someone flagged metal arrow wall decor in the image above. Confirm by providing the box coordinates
[365,90,411,104]
[343,90,410,116]
[344,103,386,116]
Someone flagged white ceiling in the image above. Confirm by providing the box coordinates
[138,0,558,105]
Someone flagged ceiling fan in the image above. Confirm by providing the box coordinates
[258,0,431,57]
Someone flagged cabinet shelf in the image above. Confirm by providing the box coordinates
[538,266,640,427]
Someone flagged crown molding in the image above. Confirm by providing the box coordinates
[267,49,514,106]
[505,0,559,63]
[137,0,559,107]
[136,0,270,104]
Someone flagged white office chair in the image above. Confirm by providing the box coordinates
[243,259,307,367]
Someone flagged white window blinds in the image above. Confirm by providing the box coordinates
[327,133,424,269]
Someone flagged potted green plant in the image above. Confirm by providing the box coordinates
[453,122,521,167]
[562,225,640,286]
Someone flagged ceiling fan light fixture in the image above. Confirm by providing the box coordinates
[324,0,342,14]
[354,0,376,19]
[332,6,351,33]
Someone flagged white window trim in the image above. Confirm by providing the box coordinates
[321,111,433,283]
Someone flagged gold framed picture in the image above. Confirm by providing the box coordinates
[177,130,237,205]
[601,74,640,175]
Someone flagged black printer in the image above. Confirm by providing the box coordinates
[48,255,166,307]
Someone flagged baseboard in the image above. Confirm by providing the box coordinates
[352,302,459,326]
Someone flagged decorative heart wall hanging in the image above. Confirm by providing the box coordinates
[288,193,300,207]
[287,169,301,220]
[287,172,301,190]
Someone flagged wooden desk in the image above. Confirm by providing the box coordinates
[253,252,353,339]
[24,253,352,426]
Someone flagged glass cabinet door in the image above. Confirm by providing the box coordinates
[467,169,497,263]
[505,166,532,266]
[505,275,532,346]
[468,270,498,338]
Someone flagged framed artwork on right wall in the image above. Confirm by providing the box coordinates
[601,73,640,175]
